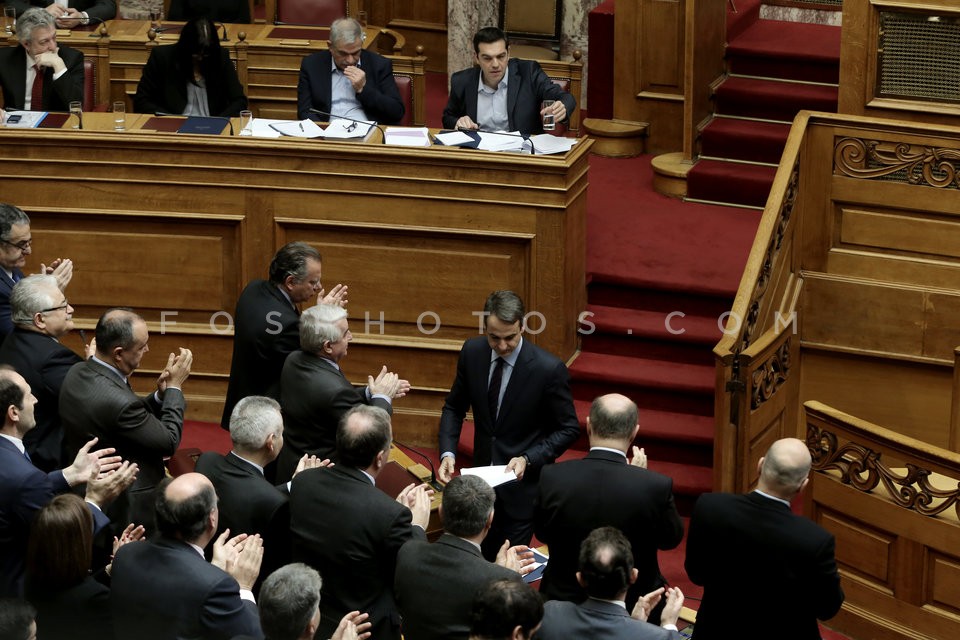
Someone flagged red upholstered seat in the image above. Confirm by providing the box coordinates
[277,0,345,25]
[83,58,95,112]
[393,74,412,126]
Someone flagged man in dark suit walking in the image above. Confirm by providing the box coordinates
[442,27,576,136]
[0,274,90,471]
[0,368,133,596]
[395,474,530,640]
[0,204,73,339]
[297,17,405,124]
[196,395,325,593]
[110,473,264,640]
[438,290,580,559]
[60,308,192,533]
[221,241,346,430]
[534,394,684,617]
[277,303,407,482]
[290,405,432,640]
[685,437,845,639]
[536,527,685,640]
[0,9,83,113]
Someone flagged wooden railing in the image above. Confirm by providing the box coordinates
[805,401,960,639]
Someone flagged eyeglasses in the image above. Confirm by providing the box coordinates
[39,299,69,314]
[0,237,31,252]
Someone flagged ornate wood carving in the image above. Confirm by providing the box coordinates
[807,423,960,518]
[835,137,960,188]
[751,337,792,410]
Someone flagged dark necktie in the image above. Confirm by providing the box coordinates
[487,357,505,420]
[31,64,43,110]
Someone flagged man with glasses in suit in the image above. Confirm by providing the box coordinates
[0,203,73,338]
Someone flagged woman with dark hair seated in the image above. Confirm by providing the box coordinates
[25,494,142,640]
[134,16,248,117]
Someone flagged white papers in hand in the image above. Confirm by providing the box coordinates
[384,127,432,147]
[477,131,526,151]
[323,118,373,139]
[461,465,518,488]
[268,119,325,138]
[529,134,576,155]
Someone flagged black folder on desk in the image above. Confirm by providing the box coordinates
[433,129,481,148]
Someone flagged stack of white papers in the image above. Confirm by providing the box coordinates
[461,465,518,488]
[477,131,527,152]
[529,134,576,155]
[268,119,325,138]
[384,127,432,147]
[434,130,475,147]
[322,118,374,139]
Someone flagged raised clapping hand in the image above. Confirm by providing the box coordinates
[105,522,146,576]
[332,611,372,640]
[495,540,537,576]
[294,454,333,477]
[630,445,647,469]
[631,586,684,627]
[396,483,433,529]
[86,460,139,508]
[318,283,348,307]
[39,258,73,290]
[368,366,410,399]
[157,348,193,394]
[62,437,118,487]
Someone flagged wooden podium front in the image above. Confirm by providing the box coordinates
[0,117,590,446]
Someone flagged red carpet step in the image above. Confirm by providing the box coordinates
[700,118,790,165]
[727,19,842,83]
[726,0,762,43]
[686,160,778,208]
[715,76,838,122]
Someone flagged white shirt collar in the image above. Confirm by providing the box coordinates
[754,489,792,508]
[92,355,128,384]
[229,451,264,476]
[0,433,26,454]
[589,446,627,458]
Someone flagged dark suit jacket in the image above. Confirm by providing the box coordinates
[537,599,682,640]
[0,268,23,338]
[394,533,520,640]
[28,574,114,640]
[7,0,116,20]
[0,44,84,112]
[276,350,392,482]
[439,337,579,524]
[0,438,108,597]
[290,465,426,640]
[534,449,684,610]
[59,358,186,531]
[194,451,289,593]
[297,49,405,124]
[221,280,300,429]
[133,45,247,117]
[685,491,844,639]
[442,58,576,136]
[0,329,83,472]
[111,536,262,640]
[168,0,249,24]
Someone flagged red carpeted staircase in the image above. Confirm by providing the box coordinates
[687,3,841,208]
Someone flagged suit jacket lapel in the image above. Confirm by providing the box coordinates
[466,67,481,125]
[320,51,334,113]
[437,532,483,558]
[11,47,27,109]
[506,59,521,132]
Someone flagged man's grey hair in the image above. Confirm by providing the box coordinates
[300,304,348,354]
[441,474,495,538]
[10,275,59,326]
[16,8,56,44]
[229,396,282,452]
[258,563,322,640]
[329,17,363,47]
[0,204,30,242]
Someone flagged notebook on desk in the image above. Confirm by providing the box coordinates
[177,116,228,135]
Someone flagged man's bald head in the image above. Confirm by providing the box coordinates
[587,393,639,442]
[155,472,217,543]
[758,438,812,498]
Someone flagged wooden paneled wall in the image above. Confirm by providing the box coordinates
[366,0,448,73]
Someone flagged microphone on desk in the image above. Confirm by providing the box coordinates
[154,111,235,136]
[216,22,229,42]
[308,108,387,144]
[393,439,444,492]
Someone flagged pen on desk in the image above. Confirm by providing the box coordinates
[300,123,304,132]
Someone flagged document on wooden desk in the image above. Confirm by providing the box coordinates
[269,119,325,138]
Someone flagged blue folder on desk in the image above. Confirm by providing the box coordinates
[177,117,228,135]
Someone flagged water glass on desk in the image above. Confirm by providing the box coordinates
[69,101,82,129]
[3,7,15,36]
[542,100,556,131]
[239,110,253,136]
[113,102,126,131]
